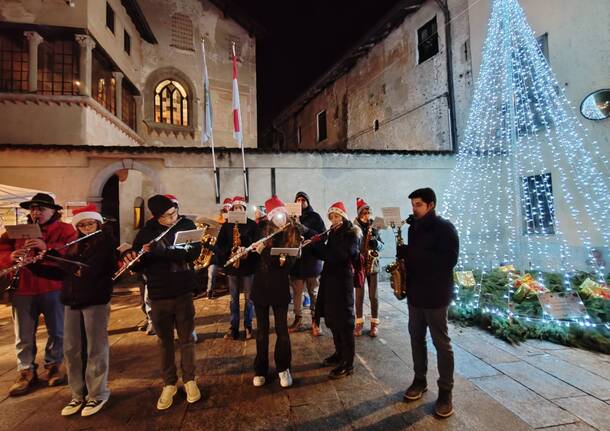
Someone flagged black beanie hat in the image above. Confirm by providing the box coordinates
[148,194,176,218]
[294,191,310,205]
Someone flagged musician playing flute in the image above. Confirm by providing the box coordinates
[353,198,384,337]
[0,193,76,396]
[213,196,258,341]
[122,195,202,411]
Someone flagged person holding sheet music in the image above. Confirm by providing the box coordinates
[121,194,202,411]
[0,193,76,396]
[250,197,303,388]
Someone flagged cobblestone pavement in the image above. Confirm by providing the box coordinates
[0,282,607,430]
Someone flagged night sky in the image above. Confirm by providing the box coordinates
[227,0,403,136]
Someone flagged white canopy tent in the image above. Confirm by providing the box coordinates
[0,184,55,232]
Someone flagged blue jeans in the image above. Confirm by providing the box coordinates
[64,304,110,402]
[12,290,64,371]
[227,275,254,331]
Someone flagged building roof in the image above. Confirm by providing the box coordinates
[0,143,452,156]
[121,0,158,44]
[205,0,267,37]
[273,0,424,126]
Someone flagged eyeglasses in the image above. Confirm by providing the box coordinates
[76,221,98,229]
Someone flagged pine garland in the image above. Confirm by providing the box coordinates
[449,269,610,354]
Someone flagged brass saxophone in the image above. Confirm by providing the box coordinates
[229,223,241,269]
[362,222,379,274]
[194,227,216,271]
[384,220,407,300]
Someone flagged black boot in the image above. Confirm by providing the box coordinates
[434,389,454,418]
[403,378,428,401]
[329,363,353,380]
[322,353,341,367]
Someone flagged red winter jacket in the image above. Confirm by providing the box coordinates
[0,219,77,296]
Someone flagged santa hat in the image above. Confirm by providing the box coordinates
[356,197,370,216]
[164,194,179,206]
[222,198,233,210]
[327,201,348,220]
[232,196,246,208]
[265,196,286,221]
[71,204,103,226]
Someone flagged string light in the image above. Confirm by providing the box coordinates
[441,0,609,327]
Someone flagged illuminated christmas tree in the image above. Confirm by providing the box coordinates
[442,0,610,329]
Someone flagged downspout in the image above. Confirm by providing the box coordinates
[435,0,458,152]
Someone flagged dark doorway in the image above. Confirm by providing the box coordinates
[101,174,120,241]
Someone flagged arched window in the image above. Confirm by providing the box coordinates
[154,79,188,126]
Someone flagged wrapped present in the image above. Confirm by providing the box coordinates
[499,264,517,273]
[454,271,476,287]
[512,273,549,303]
[578,278,610,300]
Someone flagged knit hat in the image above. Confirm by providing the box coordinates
[222,198,233,210]
[148,194,176,218]
[265,196,286,221]
[232,196,246,209]
[294,191,310,205]
[327,201,348,220]
[164,194,179,206]
[71,204,103,226]
[356,197,370,216]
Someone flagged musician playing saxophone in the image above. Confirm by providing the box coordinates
[353,198,384,337]
[121,195,202,411]
[213,196,258,341]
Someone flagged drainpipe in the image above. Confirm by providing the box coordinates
[435,0,458,152]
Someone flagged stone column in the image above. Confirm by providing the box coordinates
[24,31,43,93]
[112,71,123,118]
[75,34,96,97]
[133,95,143,133]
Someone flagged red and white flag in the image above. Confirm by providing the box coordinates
[231,45,243,145]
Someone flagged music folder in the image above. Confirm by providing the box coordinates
[173,229,204,245]
[5,224,42,240]
[270,248,300,256]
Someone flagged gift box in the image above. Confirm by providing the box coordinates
[578,278,610,300]
[512,273,549,303]
[454,271,476,287]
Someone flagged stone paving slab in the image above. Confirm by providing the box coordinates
[549,349,610,381]
[553,396,610,431]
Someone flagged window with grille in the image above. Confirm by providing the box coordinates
[521,173,555,235]
[417,17,439,64]
[0,32,29,93]
[106,2,115,34]
[154,80,189,126]
[170,14,194,51]
[37,40,79,96]
[317,110,327,142]
[92,51,116,113]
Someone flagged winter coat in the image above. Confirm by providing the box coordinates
[131,217,202,301]
[290,205,326,278]
[397,210,459,309]
[313,221,360,329]
[250,221,302,307]
[354,218,384,275]
[0,216,77,296]
[213,218,259,276]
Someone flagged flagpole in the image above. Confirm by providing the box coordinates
[202,38,220,203]
[232,41,249,201]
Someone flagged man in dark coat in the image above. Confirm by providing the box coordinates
[123,195,202,411]
[289,191,326,335]
[397,188,459,419]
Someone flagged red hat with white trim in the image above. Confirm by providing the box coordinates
[164,194,179,205]
[356,197,370,216]
[327,201,348,220]
[232,196,246,208]
[222,198,233,210]
[265,196,286,221]
[71,204,103,226]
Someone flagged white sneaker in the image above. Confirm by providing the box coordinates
[81,398,108,417]
[184,380,201,403]
[61,399,83,416]
[156,385,177,410]
[253,375,266,387]
[279,369,293,388]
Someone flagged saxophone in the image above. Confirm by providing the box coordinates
[229,223,241,269]
[385,220,407,300]
[363,222,379,274]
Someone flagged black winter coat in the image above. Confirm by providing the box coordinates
[290,205,326,278]
[250,221,301,307]
[132,217,202,300]
[313,221,359,329]
[213,218,259,276]
[397,211,459,308]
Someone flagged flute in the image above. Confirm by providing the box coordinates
[224,225,288,268]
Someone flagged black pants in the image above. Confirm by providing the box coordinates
[254,304,291,375]
[329,324,355,368]
[150,293,196,385]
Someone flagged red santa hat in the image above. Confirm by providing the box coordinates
[327,201,348,220]
[164,194,179,205]
[265,196,286,221]
[222,198,233,210]
[356,197,370,216]
[71,204,103,226]
[232,196,246,208]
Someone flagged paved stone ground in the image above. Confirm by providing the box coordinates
[0,282,608,431]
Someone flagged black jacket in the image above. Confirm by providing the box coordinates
[213,218,258,276]
[132,217,202,300]
[397,211,459,308]
[250,221,302,307]
[313,221,359,328]
[290,205,326,278]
